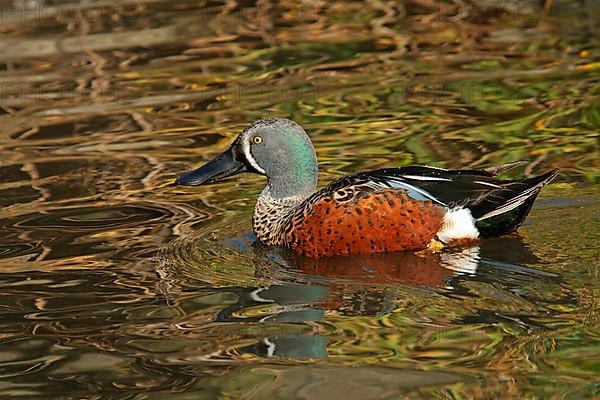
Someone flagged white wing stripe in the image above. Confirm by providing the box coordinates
[402,175,452,182]
[370,178,447,206]
[474,180,503,188]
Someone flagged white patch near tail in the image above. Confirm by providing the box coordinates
[436,208,479,244]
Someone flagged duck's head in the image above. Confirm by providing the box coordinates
[176,118,318,198]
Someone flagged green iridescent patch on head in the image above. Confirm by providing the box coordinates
[284,126,318,178]
[243,118,318,199]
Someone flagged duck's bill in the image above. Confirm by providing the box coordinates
[175,146,247,186]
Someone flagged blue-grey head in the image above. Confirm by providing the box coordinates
[176,118,318,199]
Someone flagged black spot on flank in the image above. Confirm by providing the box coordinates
[355,208,363,215]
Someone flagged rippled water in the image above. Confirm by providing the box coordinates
[1,0,599,398]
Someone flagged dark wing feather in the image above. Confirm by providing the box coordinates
[317,164,558,237]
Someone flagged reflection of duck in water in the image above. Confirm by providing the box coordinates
[215,236,555,359]
[177,118,557,258]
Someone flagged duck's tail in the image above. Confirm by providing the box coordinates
[471,169,559,237]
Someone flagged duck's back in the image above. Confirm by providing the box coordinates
[283,164,557,258]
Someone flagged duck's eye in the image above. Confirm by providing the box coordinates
[253,136,263,144]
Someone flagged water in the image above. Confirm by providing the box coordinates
[1,0,599,398]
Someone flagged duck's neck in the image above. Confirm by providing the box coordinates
[252,182,315,246]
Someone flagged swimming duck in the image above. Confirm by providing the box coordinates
[176,118,557,258]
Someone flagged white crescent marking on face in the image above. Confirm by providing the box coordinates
[242,138,266,174]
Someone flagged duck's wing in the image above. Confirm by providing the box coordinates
[322,163,558,236]
[287,163,557,257]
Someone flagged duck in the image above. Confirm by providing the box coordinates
[176,118,558,258]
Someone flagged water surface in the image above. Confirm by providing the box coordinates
[1,0,599,398]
